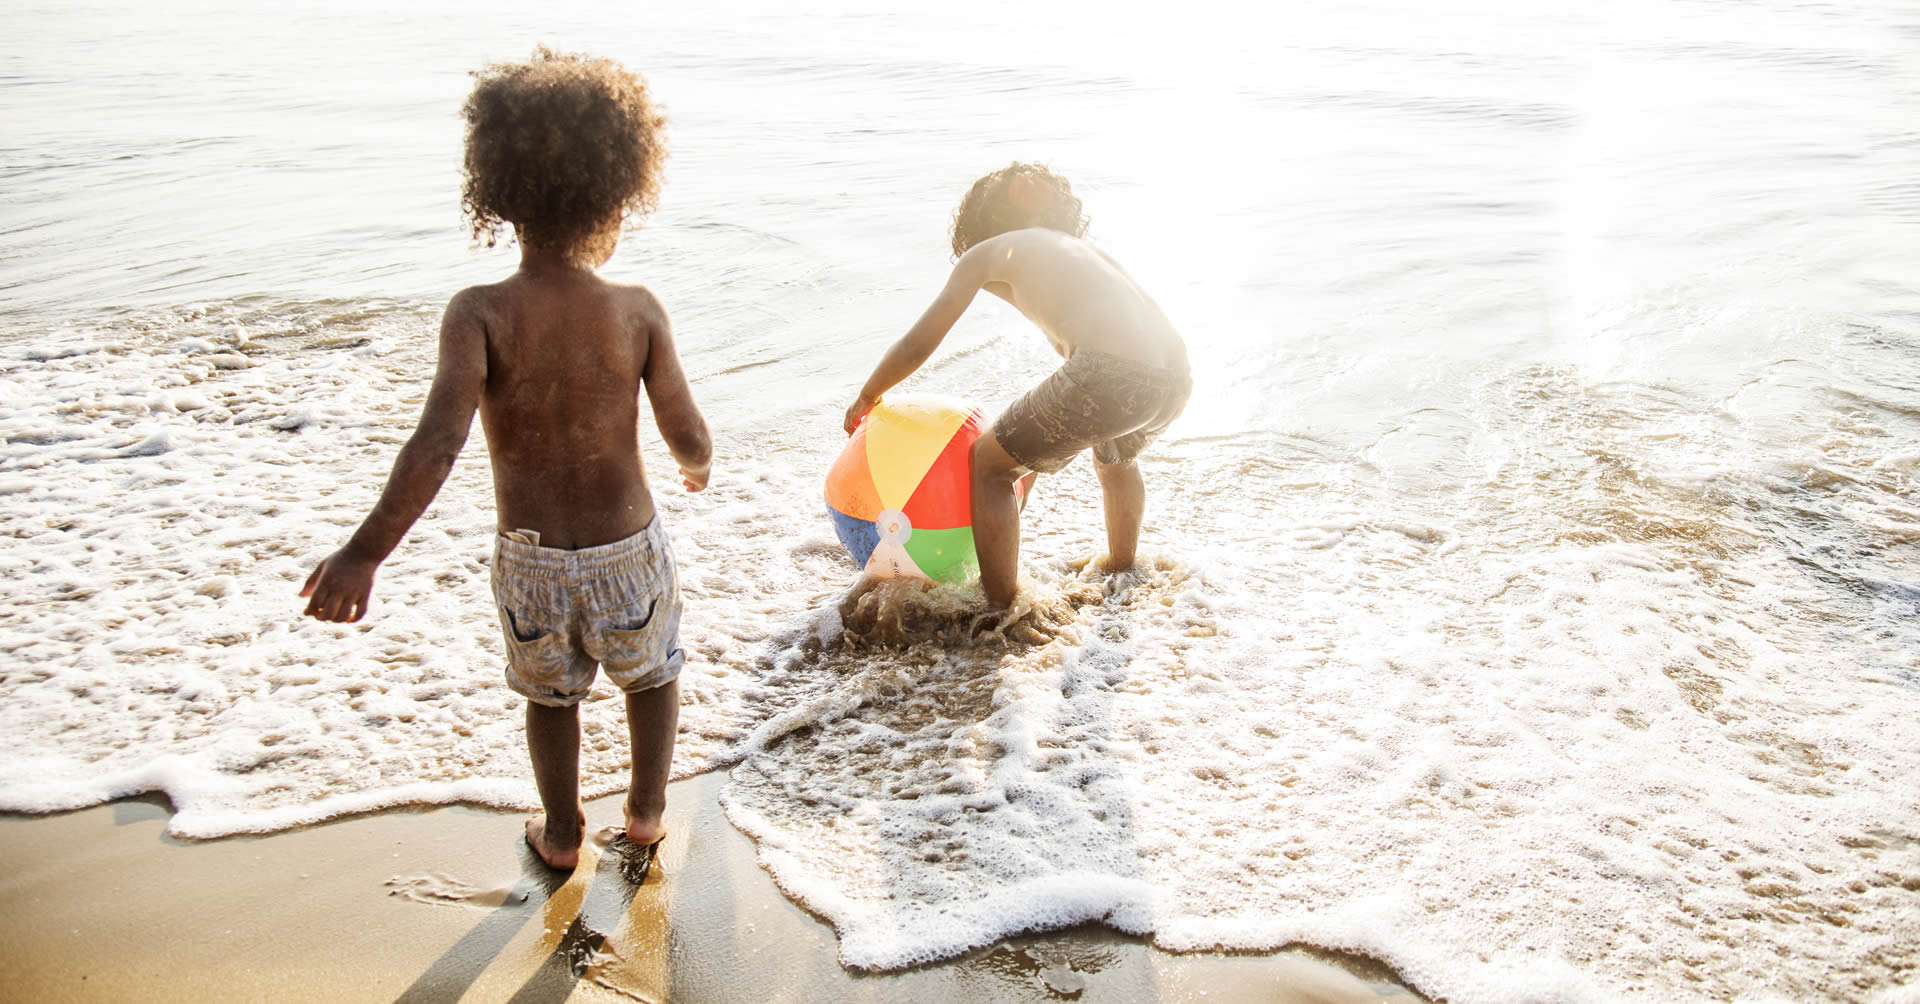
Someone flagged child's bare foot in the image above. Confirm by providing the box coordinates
[623,803,666,848]
[1068,552,1133,574]
[595,824,662,885]
[593,811,664,886]
[968,588,1038,641]
[524,810,586,870]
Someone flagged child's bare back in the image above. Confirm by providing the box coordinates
[467,267,707,550]
[970,227,1185,370]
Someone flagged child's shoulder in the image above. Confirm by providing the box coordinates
[610,278,679,326]
[604,277,665,303]
[958,229,1087,281]
[968,227,1084,259]
[439,281,502,328]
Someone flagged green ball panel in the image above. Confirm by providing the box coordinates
[902,525,978,584]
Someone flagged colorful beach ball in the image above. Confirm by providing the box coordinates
[825,395,1035,583]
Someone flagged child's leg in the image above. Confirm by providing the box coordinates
[1093,458,1145,571]
[622,676,680,845]
[525,700,586,869]
[971,431,1030,609]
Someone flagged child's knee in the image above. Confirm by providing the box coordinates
[970,432,1023,481]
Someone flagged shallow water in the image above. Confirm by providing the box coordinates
[3,1,1918,1000]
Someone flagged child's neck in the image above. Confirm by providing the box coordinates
[513,222,618,274]
[517,242,601,276]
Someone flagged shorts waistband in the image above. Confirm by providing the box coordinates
[493,516,666,581]
[1069,346,1191,380]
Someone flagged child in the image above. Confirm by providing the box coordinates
[300,49,710,876]
[844,163,1190,610]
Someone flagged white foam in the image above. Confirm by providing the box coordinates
[2,313,1918,1002]
[709,363,1920,999]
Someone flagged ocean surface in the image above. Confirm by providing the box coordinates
[3,0,1918,999]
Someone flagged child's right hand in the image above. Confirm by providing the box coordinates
[680,462,710,492]
[844,394,877,436]
[300,546,380,623]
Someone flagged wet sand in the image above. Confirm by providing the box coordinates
[0,771,1423,1003]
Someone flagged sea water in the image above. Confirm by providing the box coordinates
[2,0,1917,999]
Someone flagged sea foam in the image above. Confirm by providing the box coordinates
[1,317,1917,1002]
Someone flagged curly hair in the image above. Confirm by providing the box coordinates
[950,162,1089,259]
[461,48,667,258]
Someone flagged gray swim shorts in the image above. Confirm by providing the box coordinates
[992,348,1193,474]
[491,517,683,707]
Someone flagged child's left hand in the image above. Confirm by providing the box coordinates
[300,546,380,623]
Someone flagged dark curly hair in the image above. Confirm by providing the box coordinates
[950,162,1088,259]
[461,48,667,258]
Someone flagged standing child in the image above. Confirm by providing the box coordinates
[845,163,1190,610]
[300,49,710,876]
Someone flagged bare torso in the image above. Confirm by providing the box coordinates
[977,229,1186,368]
[469,268,662,550]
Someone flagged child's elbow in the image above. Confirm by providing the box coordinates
[671,421,712,467]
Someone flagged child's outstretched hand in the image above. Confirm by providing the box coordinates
[844,394,877,436]
[300,546,380,623]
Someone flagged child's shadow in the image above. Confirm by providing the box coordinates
[392,837,653,1004]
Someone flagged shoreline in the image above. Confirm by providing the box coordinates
[0,770,1424,1002]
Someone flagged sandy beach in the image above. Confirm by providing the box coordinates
[0,771,1424,1003]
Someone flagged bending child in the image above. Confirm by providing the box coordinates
[845,163,1190,609]
[301,49,710,876]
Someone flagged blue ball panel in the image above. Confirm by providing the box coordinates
[828,505,879,569]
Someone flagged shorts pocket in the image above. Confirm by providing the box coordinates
[609,599,658,635]
[498,605,578,692]
[601,607,666,657]
[502,629,572,672]
[595,594,678,676]
[502,606,555,644]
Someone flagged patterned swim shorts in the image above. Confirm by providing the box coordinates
[991,347,1194,474]
[491,517,683,707]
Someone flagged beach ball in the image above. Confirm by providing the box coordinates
[824,395,1035,583]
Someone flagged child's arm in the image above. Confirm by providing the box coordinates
[639,292,712,492]
[843,247,992,434]
[300,290,488,623]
